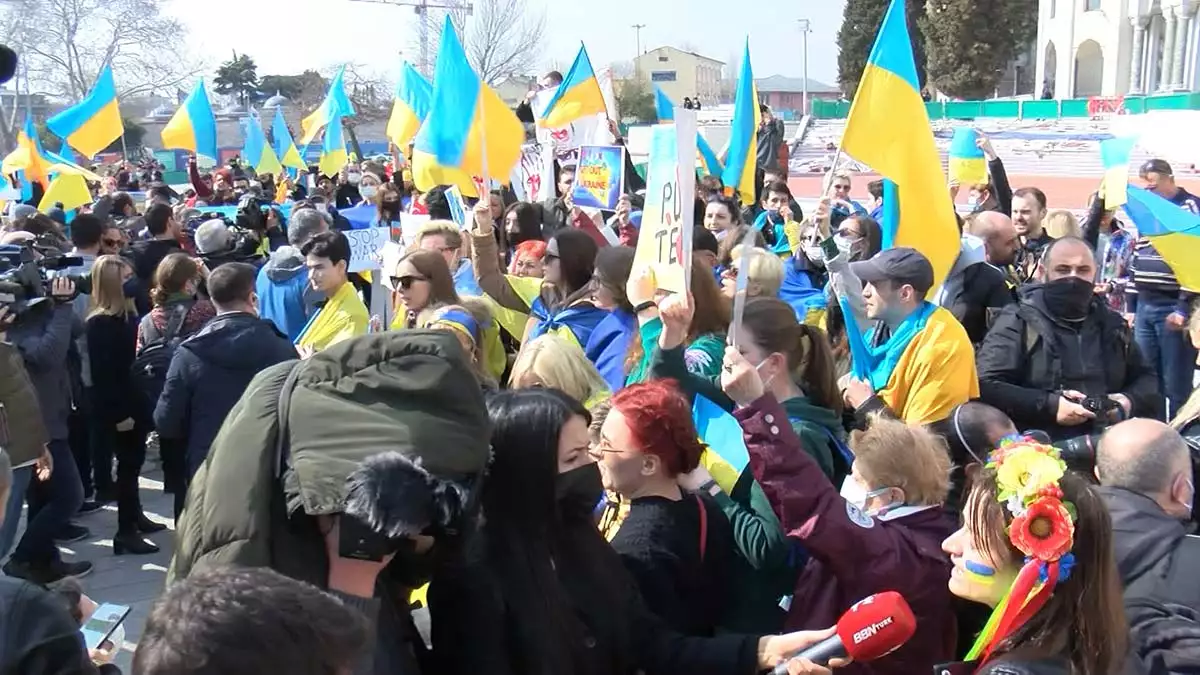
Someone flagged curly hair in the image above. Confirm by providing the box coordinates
[609,379,703,477]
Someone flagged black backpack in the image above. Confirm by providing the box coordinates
[131,301,193,420]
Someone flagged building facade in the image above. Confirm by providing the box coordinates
[755,75,842,116]
[633,46,724,105]
[1036,0,1200,98]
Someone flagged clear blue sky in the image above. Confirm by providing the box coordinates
[167,0,843,85]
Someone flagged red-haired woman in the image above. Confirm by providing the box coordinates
[591,379,738,636]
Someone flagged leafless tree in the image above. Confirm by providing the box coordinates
[0,0,204,147]
[609,60,635,80]
[412,0,546,85]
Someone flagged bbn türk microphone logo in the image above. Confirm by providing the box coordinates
[851,616,895,645]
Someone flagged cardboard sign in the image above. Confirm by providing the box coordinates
[345,227,389,273]
[632,108,697,295]
[572,145,625,210]
[445,185,469,229]
[399,213,430,247]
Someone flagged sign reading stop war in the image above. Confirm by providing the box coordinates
[345,227,390,273]
[633,108,698,295]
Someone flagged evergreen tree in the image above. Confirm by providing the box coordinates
[920,0,1038,99]
[837,0,927,98]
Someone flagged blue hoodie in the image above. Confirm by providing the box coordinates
[256,246,322,342]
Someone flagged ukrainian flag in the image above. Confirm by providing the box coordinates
[1100,136,1137,209]
[318,116,349,178]
[46,64,123,159]
[1123,185,1200,291]
[411,15,524,198]
[272,106,306,171]
[842,0,958,289]
[38,173,91,212]
[721,40,759,206]
[161,80,218,162]
[1,117,52,187]
[538,43,608,129]
[242,111,283,177]
[654,86,724,178]
[300,66,356,146]
[387,61,433,149]
[948,128,987,186]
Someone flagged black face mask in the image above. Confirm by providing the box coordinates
[1042,276,1094,320]
[555,462,603,523]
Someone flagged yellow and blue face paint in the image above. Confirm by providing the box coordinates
[963,560,998,585]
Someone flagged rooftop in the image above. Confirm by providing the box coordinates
[756,74,840,94]
[638,45,725,65]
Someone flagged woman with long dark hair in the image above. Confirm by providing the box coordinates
[503,202,543,263]
[428,388,841,675]
[389,249,460,330]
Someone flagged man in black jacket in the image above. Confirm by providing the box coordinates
[936,212,1016,345]
[128,203,182,316]
[976,237,1162,443]
[154,262,297,504]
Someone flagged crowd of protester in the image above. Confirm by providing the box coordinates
[0,76,1198,675]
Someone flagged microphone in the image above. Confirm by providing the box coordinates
[0,46,16,85]
[771,591,917,675]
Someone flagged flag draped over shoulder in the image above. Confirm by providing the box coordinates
[161,80,218,162]
[538,43,607,129]
[387,61,433,149]
[721,40,759,206]
[654,85,724,177]
[1123,185,1200,290]
[411,15,524,198]
[841,0,958,289]
[300,67,356,146]
[46,64,124,159]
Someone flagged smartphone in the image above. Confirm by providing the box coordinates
[338,513,396,562]
[820,236,840,260]
[81,603,130,651]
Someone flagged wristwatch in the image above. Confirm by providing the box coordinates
[698,479,721,497]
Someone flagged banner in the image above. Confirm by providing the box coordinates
[633,108,697,295]
[513,143,554,203]
[571,145,625,210]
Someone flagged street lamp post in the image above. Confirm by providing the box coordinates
[632,24,646,78]
[797,18,811,115]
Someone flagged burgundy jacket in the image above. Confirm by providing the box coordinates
[736,395,959,675]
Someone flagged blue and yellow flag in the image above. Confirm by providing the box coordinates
[720,40,760,206]
[539,43,608,129]
[272,106,306,171]
[654,85,724,178]
[242,111,283,177]
[1,116,53,187]
[161,80,218,162]
[1100,137,1137,209]
[842,0,958,289]
[38,173,92,212]
[411,15,524,198]
[46,65,123,159]
[319,116,349,178]
[387,61,433,149]
[1123,185,1200,290]
[948,128,987,186]
[300,66,356,146]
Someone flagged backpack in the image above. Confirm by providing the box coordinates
[1124,536,1200,675]
[131,301,193,420]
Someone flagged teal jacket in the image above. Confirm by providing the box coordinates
[781,395,848,487]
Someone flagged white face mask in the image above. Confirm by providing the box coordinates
[839,476,868,510]
[347,172,362,185]
[834,234,856,255]
[360,185,378,200]
[803,245,826,267]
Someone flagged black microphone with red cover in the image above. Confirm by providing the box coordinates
[771,591,917,675]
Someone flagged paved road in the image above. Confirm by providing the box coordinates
[6,469,175,671]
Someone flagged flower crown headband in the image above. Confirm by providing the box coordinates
[965,438,1077,664]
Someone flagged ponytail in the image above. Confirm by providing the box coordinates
[794,323,842,416]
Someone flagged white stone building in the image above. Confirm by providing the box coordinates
[1035,0,1200,97]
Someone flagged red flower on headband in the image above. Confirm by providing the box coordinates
[1010,497,1075,562]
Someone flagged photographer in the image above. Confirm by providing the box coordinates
[977,236,1161,447]
[4,276,93,583]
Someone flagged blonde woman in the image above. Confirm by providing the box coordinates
[1043,209,1081,240]
[509,334,609,411]
[719,247,785,300]
[86,256,165,556]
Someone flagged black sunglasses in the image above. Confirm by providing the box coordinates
[391,274,428,290]
[102,238,122,247]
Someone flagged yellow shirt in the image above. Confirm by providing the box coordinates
[878,305,980,425]
[296,281,369,351]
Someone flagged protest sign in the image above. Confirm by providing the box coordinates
[571,145,625,210]
[445,185,469,229]
[379,241,407,290]
[514,143,554,203]
[633,108,697,294]
[399,213,430,246]
[345,227,389,273]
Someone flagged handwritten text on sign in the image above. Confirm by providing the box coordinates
[632,109,697,294]
[345,227,390,273]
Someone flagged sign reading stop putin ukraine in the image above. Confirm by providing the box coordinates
[633,109,698,295]
[571,145,625,210]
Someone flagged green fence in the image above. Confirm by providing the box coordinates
[811,92,1200,119]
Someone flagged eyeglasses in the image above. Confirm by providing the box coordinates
[391,274,429,290]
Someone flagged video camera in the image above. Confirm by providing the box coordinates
[1041,396,1122,472]
[0,240,90,316]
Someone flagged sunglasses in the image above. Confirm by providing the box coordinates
[391,274,428,290]
[102,238,122,247]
